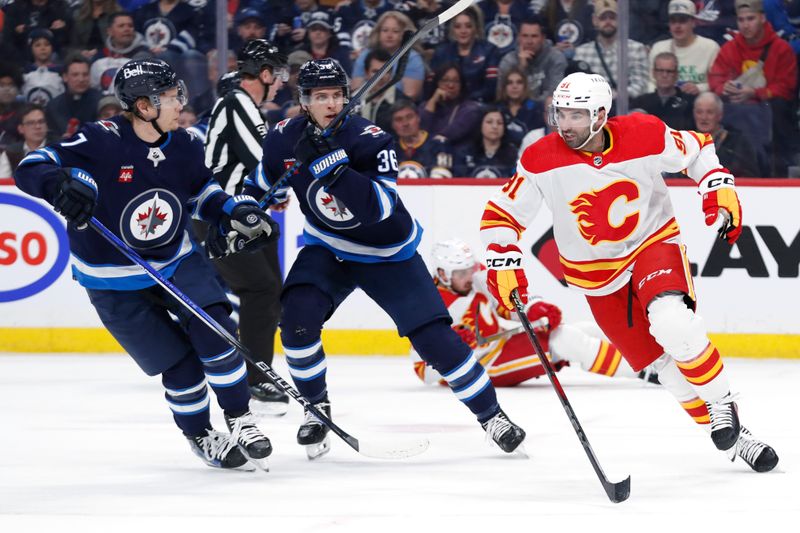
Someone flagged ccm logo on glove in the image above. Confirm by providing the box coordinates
[487,256,522,269]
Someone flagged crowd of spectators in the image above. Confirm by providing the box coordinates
[2,0,800,177]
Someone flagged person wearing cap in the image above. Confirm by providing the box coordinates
[647,0,720,95]
[22,28,65,107]
[296,10,353,76]
[201,40,291,413]
[2,0,71,58]
[573,0,649,100]
[709,0,799,176]
[97,94,123,119]
[231,8,268,52]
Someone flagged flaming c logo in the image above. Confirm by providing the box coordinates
[569,180,640,245]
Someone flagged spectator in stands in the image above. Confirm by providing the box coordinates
[419,63,482,149]
[632,52,696,131]
[351,11,426,102]
[297,10,352,75]
[403,0,448,63]
[430,6,500,103]
[89,12,150,94]
[629,0,670,45]
[178,104,197,129]
[45,55,101,138]
[96,93,122,119]
[69,0,122,58]
[391,99,454,179]
[2,0,71,60]
[693,91,761,177]
[541,0,596,59]
[336,0,396,56]
[453,106,518,178]
[358,48,411,136]
[264,49,309,124]
[270,0,319,52]
[708,0,799,176]
[192,48,236,115]
[574,0,649,100]
[694,0,738,44]
[230,8,268,53]
[495,66,545,147]
[498,17,567,104]
[22,29,65,107]
[0,63,25,147]
[648,0,720,95]
[480,0,538,57]
[1,103,51,170]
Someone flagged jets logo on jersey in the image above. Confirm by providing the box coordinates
[120,189,182,249]
[305,181,359,230]
[275,118,291,133]
[97,120,121,137]
[569,179,640,245]
[360,125,385,138]
[118,165,134,183]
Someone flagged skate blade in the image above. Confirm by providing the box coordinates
[305,437,331,460]
[247,456,270,473]
[513,442,530,459]
[229,461,257,472]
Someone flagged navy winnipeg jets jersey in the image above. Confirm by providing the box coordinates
[14,116,229,290]
[245,114,421,263]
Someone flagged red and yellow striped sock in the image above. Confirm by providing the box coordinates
[680,397,710,426]
[676,343,730,401]
[588,340,623,377]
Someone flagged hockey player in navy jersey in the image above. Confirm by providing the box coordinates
[14,59,276,472]
[242,58,526,459]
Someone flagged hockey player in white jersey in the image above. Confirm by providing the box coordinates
[411,239,660,386]
[480,72,778,472]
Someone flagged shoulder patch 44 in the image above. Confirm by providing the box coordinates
[360,125,385,137]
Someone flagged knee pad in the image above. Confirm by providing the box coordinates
[280,285,332,346]
[647,294,709,361]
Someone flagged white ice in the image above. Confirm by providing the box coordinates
[0,354,798,532]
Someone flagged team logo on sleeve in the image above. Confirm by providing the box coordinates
[120,189,182,249]
[569,179,640,245]
[360,125,385,138]
[305,181,359,230]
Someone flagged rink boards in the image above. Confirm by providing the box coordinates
[1,177,798,357]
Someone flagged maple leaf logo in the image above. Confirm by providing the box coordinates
[137,205,168,236]
[321,194,350,219]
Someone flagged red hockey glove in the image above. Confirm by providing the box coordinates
[700,173,742,244]
[526,301,562,331]
[485,243,528,312]
[453,324,477,349]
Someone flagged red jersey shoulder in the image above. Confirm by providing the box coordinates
[606,113,666,161]
[519,132,582,174]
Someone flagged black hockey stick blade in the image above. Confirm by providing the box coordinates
[510,289,631,503]
[89,217,429,461]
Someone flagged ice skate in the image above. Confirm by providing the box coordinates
[225,411,272,471]
[707,393,740,451]
[727,426,779,473]
[297,398,331,460]
[637,367,660,385]
[249,381,290,416]
[186,428,254,471]
[481,410,526,454]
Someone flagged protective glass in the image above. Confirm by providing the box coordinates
[157,80,188,107]
[549,105,592,130]
[273,66,290,83]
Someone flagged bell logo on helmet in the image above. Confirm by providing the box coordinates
[123,65,145,79]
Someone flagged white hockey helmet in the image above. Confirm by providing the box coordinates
[432,239,476,287]
[550,72,613,149]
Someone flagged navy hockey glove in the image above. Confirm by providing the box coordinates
[208,196,280,258]
[53,168,98,230]
[294,125,349,185]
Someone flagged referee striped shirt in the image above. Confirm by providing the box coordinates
[204,88,268,195]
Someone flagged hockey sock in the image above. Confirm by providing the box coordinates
[675,343,730,403]
[280,285,332,404]
[409,320,500,423]
[187,304,250,414]
[549,324,638,378]
[653,355,712,431]
[162,354,211,436]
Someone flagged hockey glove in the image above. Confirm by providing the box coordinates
[208,196,279,258]
[526,301,562,331]
[453,323,478,349]
[485,243,528,312]
[294,125,349,185]
[699,172,742,244]
[53,168,98,229]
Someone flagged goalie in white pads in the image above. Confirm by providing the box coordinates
[480,72,778,473]
[412,239,660,386]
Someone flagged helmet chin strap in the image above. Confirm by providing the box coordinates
[570,113,607,151]
[134,98,165,136]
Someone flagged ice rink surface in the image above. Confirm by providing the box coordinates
[0,354,798,532]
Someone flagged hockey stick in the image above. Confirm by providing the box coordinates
[475,326,524,345]
[510,289,631,503]
[363,30,413,104]
[257,0,476,205]
[88,217,429,461]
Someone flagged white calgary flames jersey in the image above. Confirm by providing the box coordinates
[480,113,731,296]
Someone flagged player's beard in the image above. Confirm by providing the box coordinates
[561,127,591,149]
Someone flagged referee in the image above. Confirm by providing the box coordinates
[203,39,290,414]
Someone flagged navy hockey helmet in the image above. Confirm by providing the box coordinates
[217,71,241,97]
[237,39,289,80]
[113,58,187,112]
[297,58,350,105]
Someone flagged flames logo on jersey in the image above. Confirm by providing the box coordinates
[569,179,640,245]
